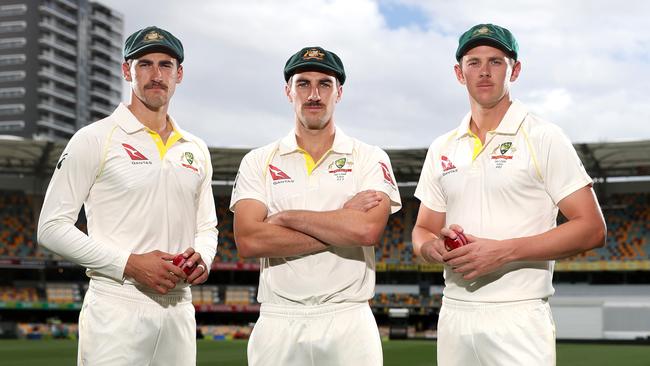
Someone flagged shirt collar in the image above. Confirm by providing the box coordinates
[278,126,353,155]
[455,99,528,139]
[113,103,186,139]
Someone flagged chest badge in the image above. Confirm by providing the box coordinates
[269,164,293,184]
[328,157,353,181]
[181,151,198,172]
[490,142,516,169]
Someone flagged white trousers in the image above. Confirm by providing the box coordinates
[437,297,556,366]
[77,280,195,366]
[248,302,382,366]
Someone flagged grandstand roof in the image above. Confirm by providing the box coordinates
[1,137,649,183]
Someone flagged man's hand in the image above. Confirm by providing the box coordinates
[343,190,382,212]
[124,250,186,294]
[442,233,514,281]
[176,247,209,285]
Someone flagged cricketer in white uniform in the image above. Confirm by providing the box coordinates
[38,26,218,366]
[231,46,401,366]
[412,24,606,366]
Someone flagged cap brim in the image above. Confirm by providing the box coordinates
[285,62,342,82]
[125,45,182,63]
[457,37,516,61]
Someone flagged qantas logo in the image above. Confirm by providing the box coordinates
[268,164,293,184]
[122,143,152,165]
[378,161,396,188]
[440,155,458,176]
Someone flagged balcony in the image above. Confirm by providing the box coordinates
[39,35,77,56]
[38,69,76,88]
[91,11,123,29]
[38,52,76,72]
[90,102,113,116]
[38,84,76,104]
[57,0,79,10]
[90,89,121,104]
[90,73,118,88]
[37,118,75,135]
[38,19,77,41]
[91,27,122,47]
[38,100,76,120]
[38,4,78,26]
[91,57,121,77]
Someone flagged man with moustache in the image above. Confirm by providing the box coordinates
[38,26,217,365]
[411,24,606,365]
[230,46,402,366]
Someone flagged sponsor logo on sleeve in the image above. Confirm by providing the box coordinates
[379,161,396,188]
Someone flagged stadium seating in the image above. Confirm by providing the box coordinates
[0,191,41,258]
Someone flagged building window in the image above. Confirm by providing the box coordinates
[0,37,26,49]
[0,4,27,17]
[0,21,27,33]
[0,120,24,131]
[0,70,25,82]
[0,53,25,66]
[0,103,25,115]
[0,87,25,98]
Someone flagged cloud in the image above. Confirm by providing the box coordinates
[100,0,650,148]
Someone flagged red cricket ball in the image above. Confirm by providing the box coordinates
[444,230,468,251]
[172,254,197,275]
[172,254,186,267]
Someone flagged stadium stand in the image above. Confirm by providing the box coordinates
[0,191,40,258]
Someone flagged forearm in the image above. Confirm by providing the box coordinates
[272,208,387,247]
[38,220,131,281]
[235,221,328,258]
[506,217,606,262]
[193,227,219,272]
[412,224,439,258]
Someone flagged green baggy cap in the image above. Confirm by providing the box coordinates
[456,24,518,61]
[284,46,346,84]
[123,26,184,64]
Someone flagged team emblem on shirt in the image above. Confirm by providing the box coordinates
[122,143,152,165]
[181,151,198,172]
[269,164,293,184]
[490,142,516,169]
[378,161,396,188]
[440,155,457,176]
[328,157,353,182]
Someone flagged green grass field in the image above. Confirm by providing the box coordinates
[2,339,650,365]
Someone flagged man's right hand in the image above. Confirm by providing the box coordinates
[343,190,382,212]
[123,250,187,294]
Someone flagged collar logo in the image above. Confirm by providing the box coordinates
[303,49,325,61]
[181,151,198,172]
[144,31,164,42]
[122,143,151,164]
[379,161,396,188]
[269,164,293,183]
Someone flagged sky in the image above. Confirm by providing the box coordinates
[99,0,650,149]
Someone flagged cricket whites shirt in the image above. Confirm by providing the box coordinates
[231,128,402,306]
[38,103,218,284]
[415,100,592,302]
